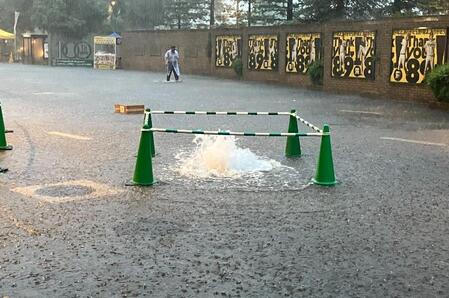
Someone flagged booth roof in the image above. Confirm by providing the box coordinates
[109,32,121,38]
[0,28,14,40]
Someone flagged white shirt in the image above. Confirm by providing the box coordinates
[165,49,179,64]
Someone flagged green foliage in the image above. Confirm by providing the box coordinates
[252,0,288,25]
[425,64,449,102]
[120,0,165,29]
[232,57,243,77]
[417,0,449,15]
[31,0,108,38]
[163,0,209,29]
[0,0,34,32]
[308,60,323,86]
[1,0,448,37]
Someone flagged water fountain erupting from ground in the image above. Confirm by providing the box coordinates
[175,135,281,179]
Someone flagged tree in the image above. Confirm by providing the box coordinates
[287,0,293,20]
[0,0,34,32]
[214,0,235,25]
[252,0,288,25]
[298,0,388,22]
[389,0,418,15]
[31,0,108,37]
[346,0,389,19]
[163,0,209,29]
[210,0,215,26]
[120,0,165,30]
[417,0,449,15]
[299,0,342,22]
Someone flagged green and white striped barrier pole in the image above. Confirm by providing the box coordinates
[145,110,293,116]
[145,128,325,137]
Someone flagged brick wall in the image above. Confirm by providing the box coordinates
[122,29,211,75]
[122,15,449,103]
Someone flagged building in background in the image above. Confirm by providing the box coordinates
[21,32,48,65]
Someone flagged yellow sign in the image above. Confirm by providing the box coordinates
[248,35,278,71]
[331,31,376,79]
[286,33,321,74]
[390,28,447,84]
[94,36,116,45]
[216,35,241,67]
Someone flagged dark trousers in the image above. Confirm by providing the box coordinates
[167,63,179,81]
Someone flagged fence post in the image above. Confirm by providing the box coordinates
[0,104,12,151]
[126,125,157,186]
[285,109,301,157]
[312,124,337,186]
[147,110,156,157]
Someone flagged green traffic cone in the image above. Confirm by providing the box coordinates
[285,109,301,157]
[0,105,12,151]
[312,124,337,186]
[147,110,156,157]
[126,125,157,186]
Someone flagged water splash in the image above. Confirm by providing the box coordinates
[174,135,281,179]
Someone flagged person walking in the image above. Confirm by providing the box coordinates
[164,46,180,82]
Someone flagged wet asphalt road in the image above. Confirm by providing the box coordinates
[0,64,449,297]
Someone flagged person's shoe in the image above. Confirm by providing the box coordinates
[0,167,8,173]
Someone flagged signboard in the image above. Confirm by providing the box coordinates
[44,43,48,59]
[390,28,448,84]
[286,33,321,74]
[54,58,93,67]
[94,36,117,70]
[331,31,376,79]
[215,35,241,67]
[248,35,278,71]
[94,36,116,45]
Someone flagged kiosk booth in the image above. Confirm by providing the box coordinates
[93,33,121,70]
[21,33,48,65]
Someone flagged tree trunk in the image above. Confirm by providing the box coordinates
[287,0,293,20]
[236,0,240,26]
[334,0,345,18]
[248,0,251,27]
[210,0,215,27]
[392,0,403,14]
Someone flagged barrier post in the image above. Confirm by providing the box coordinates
[126,125,157,186]
[285,110,301,157]
[312,125,337,186]
[147,110,156,157]
[0,105,12,151]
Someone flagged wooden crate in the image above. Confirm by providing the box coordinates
[114,104,145,114]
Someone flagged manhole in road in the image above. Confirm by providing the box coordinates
[12,180,122,204]
[35,185,95,198]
